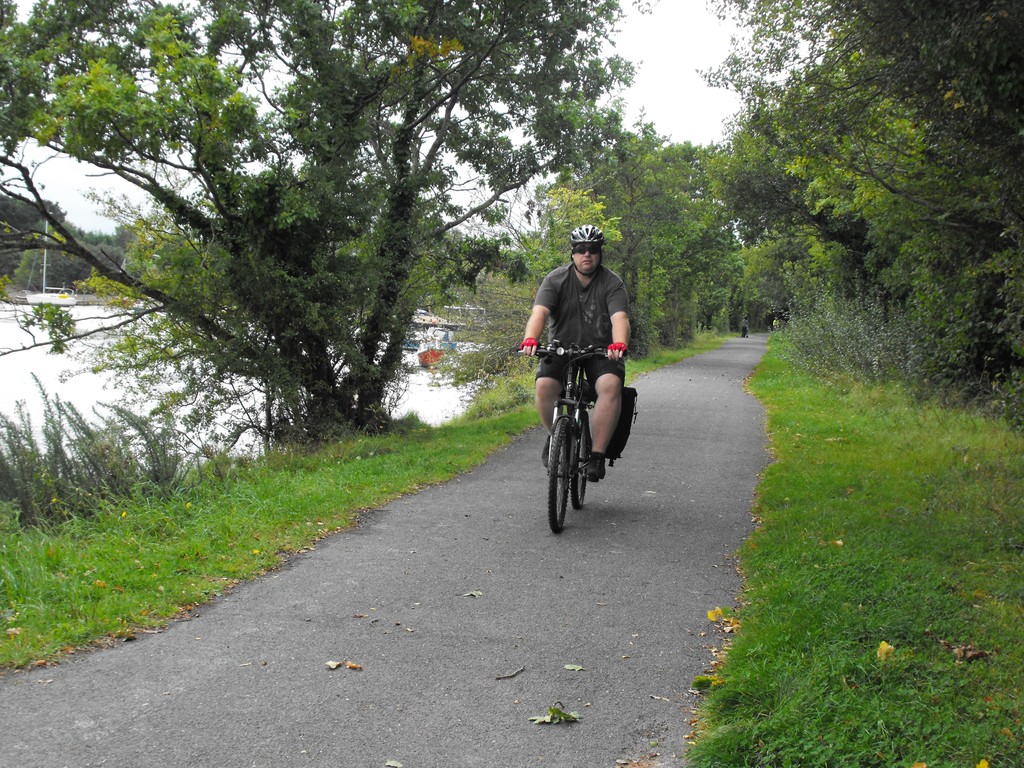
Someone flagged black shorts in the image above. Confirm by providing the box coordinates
[536,354,625,387]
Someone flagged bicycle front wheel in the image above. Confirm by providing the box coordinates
[570,408,590,510]
[547,416,573,533]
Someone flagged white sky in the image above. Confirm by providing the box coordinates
[20,1,741,233]
[614,1,741,145]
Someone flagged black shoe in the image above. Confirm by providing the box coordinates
[541,437,550,467]
[585,453,606,483]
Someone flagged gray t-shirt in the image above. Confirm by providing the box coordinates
[534,264,629,348]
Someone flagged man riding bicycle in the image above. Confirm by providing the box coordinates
[520,224,631,482]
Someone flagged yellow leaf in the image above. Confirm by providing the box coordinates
[877,641,895,660]
[912,763,927,768]
[977,761,989,768]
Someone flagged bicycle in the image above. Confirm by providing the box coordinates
[532,343,614,533]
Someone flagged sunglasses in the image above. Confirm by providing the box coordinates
[572,244,601,255]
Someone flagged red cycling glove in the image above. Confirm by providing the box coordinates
[608,342,628,354]
[520,337,539,351]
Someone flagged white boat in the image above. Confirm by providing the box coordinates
[25,226,76,306]
[27,289,77,306]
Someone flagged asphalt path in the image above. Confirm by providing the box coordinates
[1,334,769,768]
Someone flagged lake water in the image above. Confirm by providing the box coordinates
[0,304,470,439]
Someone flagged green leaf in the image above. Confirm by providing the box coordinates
[529,704,581,725]
[563,664,586,672]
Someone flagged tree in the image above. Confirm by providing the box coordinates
[563,128,742,348]
[0,0,631,444]
[712,0,1024,403]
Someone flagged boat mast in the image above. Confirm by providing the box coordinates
[41,222,48,292]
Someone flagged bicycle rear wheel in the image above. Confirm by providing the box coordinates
[570,408,590,509]
[547,416,572,533]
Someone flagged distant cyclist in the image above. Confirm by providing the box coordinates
[520,225,631,482]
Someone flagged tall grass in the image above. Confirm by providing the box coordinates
[780,293,1024,428]
[779,294,922,383]
[0,380,192,528]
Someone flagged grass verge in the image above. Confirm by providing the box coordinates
[1,335,727,669]
[688,338,1024,768]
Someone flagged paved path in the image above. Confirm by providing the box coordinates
[1,335,769,768]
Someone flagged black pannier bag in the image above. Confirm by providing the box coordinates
[605,386,637,466]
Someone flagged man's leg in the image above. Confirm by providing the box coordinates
[585,373,622,481]
[536,376,561,433]
[536,376,561,465]
[589,373,622,455]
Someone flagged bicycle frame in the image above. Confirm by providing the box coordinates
[537,343,604,424]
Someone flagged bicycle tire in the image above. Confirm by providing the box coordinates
[547,416,572,533]
[570,408,590,509]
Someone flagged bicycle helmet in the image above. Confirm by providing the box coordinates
[569,224,604,248]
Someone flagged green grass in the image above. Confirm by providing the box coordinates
[1,334,728,668]
[688,338,1024,768]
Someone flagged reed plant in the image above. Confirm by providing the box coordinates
[0,380,191,527]
[779,294,922,384]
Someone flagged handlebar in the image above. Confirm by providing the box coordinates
[517,342,625,360]
[536,343,605,359]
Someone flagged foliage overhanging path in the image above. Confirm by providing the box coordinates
[0,336,769,767]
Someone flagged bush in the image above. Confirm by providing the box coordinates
[995,368,1024,431]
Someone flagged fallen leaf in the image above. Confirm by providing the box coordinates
[564,664,586,672]
[462,591,483,598]
[385,761,404,768]
[948,642,990,663]
[529,703,581,725]
[877,641,895,661]
[325,660,363,670]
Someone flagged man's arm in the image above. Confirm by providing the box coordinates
[609,310,630,360]
[521,304,550,356]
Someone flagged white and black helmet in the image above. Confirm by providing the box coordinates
[569,224,604,248]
